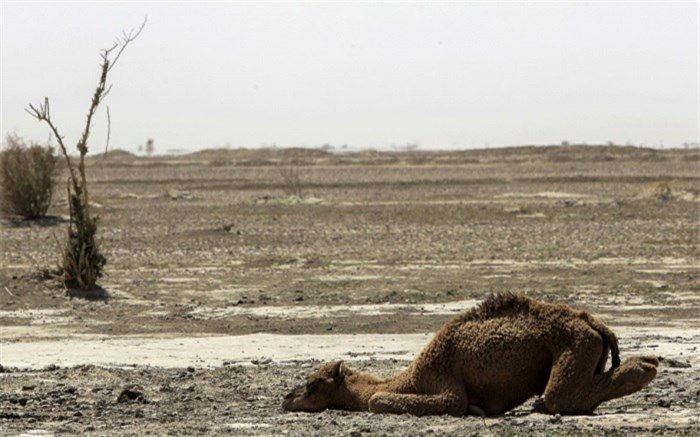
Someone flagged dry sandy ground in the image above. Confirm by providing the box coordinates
[1,145,699,435]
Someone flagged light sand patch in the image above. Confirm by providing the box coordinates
[2,325,697,369]
[669,293,700,302]
[516,212,546,218]
[117,192,160,200]
[333,260,381,266]
[1,325,76,340]
[636,269,692,275]
[0,326,111,341]
[316,274,385,282]
[0,264,34,270]
[186,293,698,321]
[16,430,55,437]
[0,333,428,368]
[161,277,200,283]
[328,257,697,271]
[111,263,242,274]
[637,280,668,288]
[189,300,481,320]
[337,200,494,206]
[497,192,594,199]
[0,309,73,325]
[522,409,698,428]
[585,293,700,309]
[256,196,325,205]
[602,317,697,330]
[141,310,171,317]
[224,422,272,430]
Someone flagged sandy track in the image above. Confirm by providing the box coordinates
[3,324,698,369]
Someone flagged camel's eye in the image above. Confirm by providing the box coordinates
[306,380,320,393]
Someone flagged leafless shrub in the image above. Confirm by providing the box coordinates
[278,164,304,198]
[0,134,58,219]
[26,18,146,291]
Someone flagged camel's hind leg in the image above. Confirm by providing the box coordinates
[538,337,658,414]
[368,390,468,417]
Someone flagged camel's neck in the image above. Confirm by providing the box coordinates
[335,370,412,411]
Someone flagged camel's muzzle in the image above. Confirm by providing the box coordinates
[282,385,305,411]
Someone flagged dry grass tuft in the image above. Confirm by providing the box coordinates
[278,164,304,198]
[650,181,673,201]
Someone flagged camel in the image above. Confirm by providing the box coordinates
[282,292,658,416]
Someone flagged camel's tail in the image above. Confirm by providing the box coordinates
[584,313,621,370]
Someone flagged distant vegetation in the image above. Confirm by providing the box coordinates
[142,144,697,168]
[0,134,58,219]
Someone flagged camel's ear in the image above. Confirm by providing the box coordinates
[339,362,353,377]
[330,361,345,382]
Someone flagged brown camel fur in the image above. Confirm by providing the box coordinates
[282,293,658,416]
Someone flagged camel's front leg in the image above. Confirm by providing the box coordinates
[368,391,468,417]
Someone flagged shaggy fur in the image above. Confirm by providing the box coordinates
[282,293,658,416]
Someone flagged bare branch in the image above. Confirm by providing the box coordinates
[108,15,147,72]
[76,15,146,163]
[99,84,114,104]
[102,106,111,161]
[26,17,146,207]
[25,97,78,190]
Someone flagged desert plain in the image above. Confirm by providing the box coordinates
[1,145,699,435]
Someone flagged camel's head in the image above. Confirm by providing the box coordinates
[282,361,352,412]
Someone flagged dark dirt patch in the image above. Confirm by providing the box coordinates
[0,362,697,435]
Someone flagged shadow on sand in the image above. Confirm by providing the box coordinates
[67,285,110,302]
[2,215,68,228]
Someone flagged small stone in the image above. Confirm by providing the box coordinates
[117,387,148,404]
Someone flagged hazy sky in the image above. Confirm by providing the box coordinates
[2,2,698,153]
